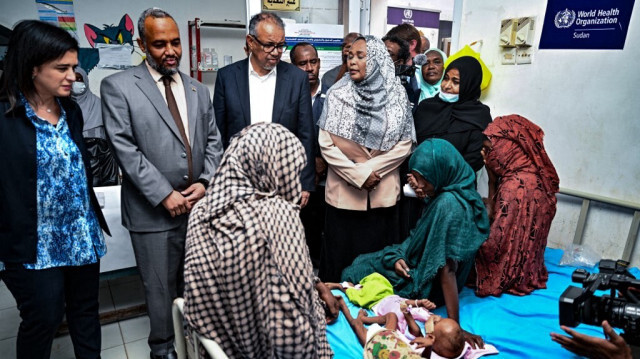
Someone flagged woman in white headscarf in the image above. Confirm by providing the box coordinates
[317,35,416,282]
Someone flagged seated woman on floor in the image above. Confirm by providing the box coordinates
[341,139,490,347]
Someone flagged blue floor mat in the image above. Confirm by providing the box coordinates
[326,247,639,359]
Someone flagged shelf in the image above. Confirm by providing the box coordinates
[189,19,246,29]
[188,17,242,81]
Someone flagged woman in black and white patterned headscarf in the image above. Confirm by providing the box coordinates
[183,123,333,359]
[317,35,416,282]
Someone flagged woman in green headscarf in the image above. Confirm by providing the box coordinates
[417,48,448,103]
[342,138,489,347]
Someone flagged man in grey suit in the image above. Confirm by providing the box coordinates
[101,8,223,359]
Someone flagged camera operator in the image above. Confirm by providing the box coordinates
[551,320,632,359]
[382,35,420,113]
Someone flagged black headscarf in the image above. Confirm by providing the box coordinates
[413,56,492,143]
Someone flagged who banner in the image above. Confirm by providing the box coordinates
[539,0,635,49]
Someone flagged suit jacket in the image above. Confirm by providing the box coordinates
[101,63,223,232]
[321,64,342,90]
[0,98,109,263]
[213,59,315,191]
[311,84,328,157]
[319,129,412,211]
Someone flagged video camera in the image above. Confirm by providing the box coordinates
[394,54,426,86]
[394,64,416,86]
[559,259,640,345]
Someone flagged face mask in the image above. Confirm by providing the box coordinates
[439,90,459,103]
[71,82,86,95]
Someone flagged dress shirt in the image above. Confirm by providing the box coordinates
[310,85,321,107]
[145,61,189,140]
[248,54,277,124]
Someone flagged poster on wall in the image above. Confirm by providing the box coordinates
[284,24,343,80]
[387,7,440,51]
[36,0,77,37]
[263,0,300,12]
[539,0,635,49]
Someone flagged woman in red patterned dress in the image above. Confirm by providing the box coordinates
[475,115,560,296]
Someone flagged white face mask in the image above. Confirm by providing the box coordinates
[71,81,86,95]
[439,90,459,103]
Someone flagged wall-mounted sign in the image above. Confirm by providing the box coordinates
[539,0,635,49]
[284,24,343,79]
[387,7,440,51]
[263,0,300,12]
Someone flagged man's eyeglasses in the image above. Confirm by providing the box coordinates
[251,35,288,54]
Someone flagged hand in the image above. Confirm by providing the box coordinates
[394,259,411,279]
[550,321,632,359]
[300,191,310,208]
[482,198,495,221]
[181,182,206,206]
[316,282,340,324]
[411,334,435,349]
[162,190,191,217]
[362,172,381,191]
[463,329,485,349]
[480,147,488,164]
[407,173,426,199]
[314,157,327,185]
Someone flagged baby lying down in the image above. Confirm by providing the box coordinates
[337,295,463,358]
[328,279,498,359]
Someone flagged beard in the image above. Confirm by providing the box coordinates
[145,49,180,76]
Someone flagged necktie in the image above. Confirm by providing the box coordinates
[162,75,193,185]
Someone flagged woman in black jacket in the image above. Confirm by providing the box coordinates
[0,20,109,359]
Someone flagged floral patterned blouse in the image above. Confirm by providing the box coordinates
[17,94,106,270]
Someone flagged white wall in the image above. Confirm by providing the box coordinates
[0,0,247,93]
[457,0,640,266]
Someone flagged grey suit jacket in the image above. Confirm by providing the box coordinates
[101,63,223,232]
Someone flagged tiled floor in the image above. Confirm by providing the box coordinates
[0,274,152,359]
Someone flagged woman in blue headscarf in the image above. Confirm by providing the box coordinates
[342,138,490,348]
[417,48,448,103]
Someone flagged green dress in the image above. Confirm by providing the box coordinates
[341,139,490,299]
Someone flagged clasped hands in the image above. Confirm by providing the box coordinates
[161,182,206,217]
[361,171,381,191]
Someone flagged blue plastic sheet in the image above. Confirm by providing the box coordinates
[325,247,639,359]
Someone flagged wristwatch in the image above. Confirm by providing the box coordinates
[196,178,209,189]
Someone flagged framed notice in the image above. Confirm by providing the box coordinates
[263,0,300,12]
[386,7,440,52]
[539,0,635,49]
[285,24,343,80]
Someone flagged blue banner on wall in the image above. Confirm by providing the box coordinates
[539,0,635,49]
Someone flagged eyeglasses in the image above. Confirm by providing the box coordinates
[251,35,288,54]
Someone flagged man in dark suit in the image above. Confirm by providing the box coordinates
[101,8,223,359]
[289,42,327,266]
[213,12,315,207]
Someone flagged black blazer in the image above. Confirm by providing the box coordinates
[0,97,110,264]
[213,59,316,191]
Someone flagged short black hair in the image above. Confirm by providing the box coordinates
[381,35,410,63]
[138,8,176,46]
[0,20,79,111]
[289,42,318,63]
